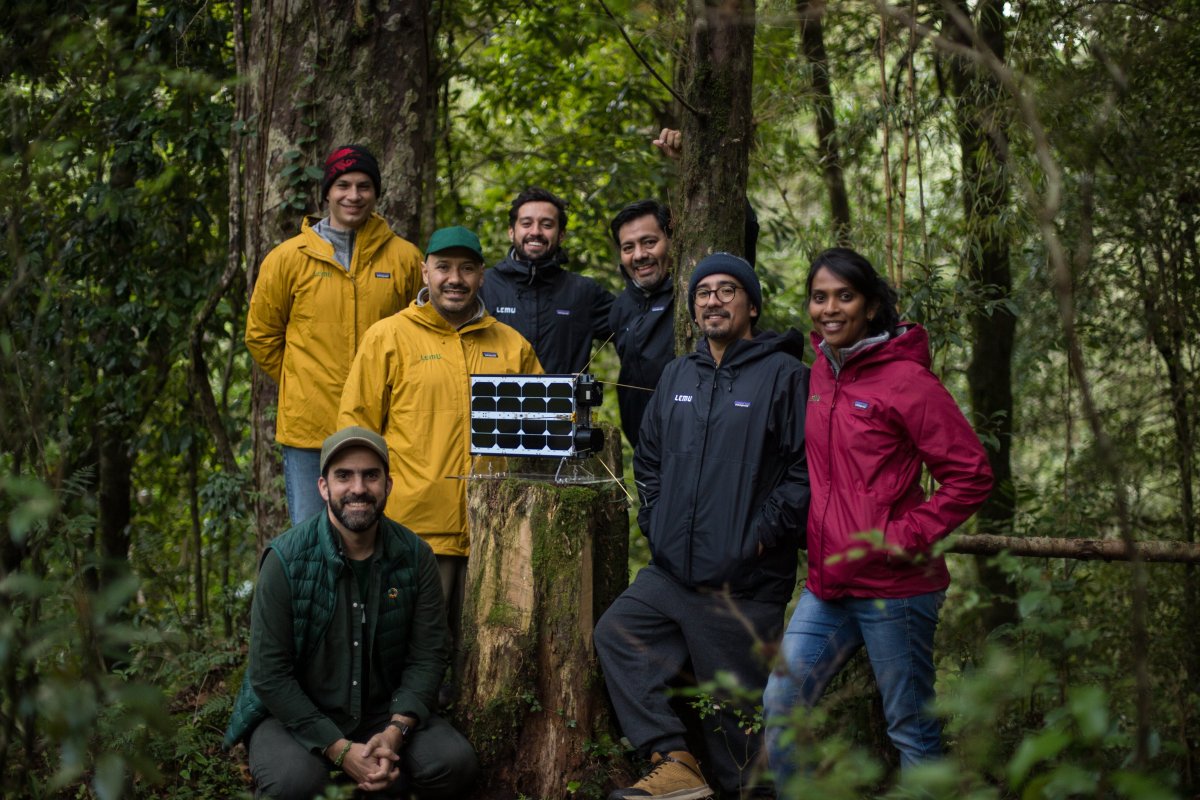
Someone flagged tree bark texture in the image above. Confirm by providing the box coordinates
[946,0,1017,631]
[947,534,1200,564]
[673,0,756,355]
[236,0,437,550]
[94,0,140,591]
[797,0,852,246]
[456,472,630,799]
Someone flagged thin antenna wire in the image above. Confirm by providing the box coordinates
[597,380,655,394]
[593,451,635,505]
[576,331,616,376]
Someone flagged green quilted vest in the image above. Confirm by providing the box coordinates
[223,513,422,748]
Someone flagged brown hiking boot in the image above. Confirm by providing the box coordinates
[608,751,714,800]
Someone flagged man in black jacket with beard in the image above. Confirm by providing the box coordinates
[607,199,676,448]
[595,253,809,800]
[608,129,760,448]
[479,187,614,374]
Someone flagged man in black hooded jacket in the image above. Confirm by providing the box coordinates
[479,187,613,374]
[607,197,760,448]
[596,253,809,800]
[607,130,761,447]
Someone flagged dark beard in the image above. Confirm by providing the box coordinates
[329,492,384,533]
[514,238,556,262]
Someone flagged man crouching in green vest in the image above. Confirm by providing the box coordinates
[224,426,479,799]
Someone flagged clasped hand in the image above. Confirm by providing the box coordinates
[341,731,403,792]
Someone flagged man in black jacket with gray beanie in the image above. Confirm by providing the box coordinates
[595,253,810,800]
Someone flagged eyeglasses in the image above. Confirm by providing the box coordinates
[694,284,742,304]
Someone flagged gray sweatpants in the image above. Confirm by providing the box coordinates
[594,565,784,797]
[247,711,478,799]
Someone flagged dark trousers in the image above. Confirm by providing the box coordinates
[248,712,478,800]
[594,565,783,796]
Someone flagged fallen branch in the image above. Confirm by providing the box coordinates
[946,534,1200,564]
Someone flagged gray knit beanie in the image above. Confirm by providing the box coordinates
[687,252,762,319]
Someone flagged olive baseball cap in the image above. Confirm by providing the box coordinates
[425,225,484,261]
[320,426,389,474]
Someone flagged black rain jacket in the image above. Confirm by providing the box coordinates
[607,200,760,445]
[634,329,810,604]
[480,249,614,374]
[609,271,675,447]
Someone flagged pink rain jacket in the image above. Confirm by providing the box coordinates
[804,324,993,599]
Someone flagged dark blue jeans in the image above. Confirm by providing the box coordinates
[763,588,946,784]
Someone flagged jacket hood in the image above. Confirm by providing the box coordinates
[699,327,807,368]
[299,212,395,263]
[494,247,569,284]
[691,328,807,394]
[809,322,930,372]
[408,291,493,334]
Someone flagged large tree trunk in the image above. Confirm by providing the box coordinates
[797,0,852,245]
[946,0,1017,632]
[93,0,139,594]
[673,0,757,354]
[235,0,438,550]
[456,448,630,799]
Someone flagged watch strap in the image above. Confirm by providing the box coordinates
[386,719,412,745]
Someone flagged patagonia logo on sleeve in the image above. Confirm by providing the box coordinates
[809,394,821,403]
[374,272,391,279]
[853,400,871,410]
[482,352,498,358]
[734,400,751,408]
[555,309,571,316]
[673,394,693,403]
[496,306,517,314]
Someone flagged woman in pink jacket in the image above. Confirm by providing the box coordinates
[764,248,993,782]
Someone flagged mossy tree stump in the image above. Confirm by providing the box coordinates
[457,448,630,799]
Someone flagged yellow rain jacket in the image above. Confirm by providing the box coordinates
[338,294,543,556]
[245,214,422,448]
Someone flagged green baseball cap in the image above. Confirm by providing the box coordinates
[320,426,389,474]
[425,225,484,261]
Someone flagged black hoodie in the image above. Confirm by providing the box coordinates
[479,249,614,374]
[633,329,810,603]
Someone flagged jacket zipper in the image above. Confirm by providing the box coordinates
[819,372,842,587]
[684,361,719,585]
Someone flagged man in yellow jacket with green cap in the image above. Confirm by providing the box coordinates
[246,144,423,525]
[339,225,542,675]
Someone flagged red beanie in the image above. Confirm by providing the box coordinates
[321,145,382,201]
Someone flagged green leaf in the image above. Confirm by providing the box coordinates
[1007,727,1071,786]
[1017,589,1047,618]
[93,753,125,800]
[1066,685,1108,743]
[1111,770,1178,800]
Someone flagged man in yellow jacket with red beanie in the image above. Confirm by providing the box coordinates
[339,226,542,674]
[246,145,423,524]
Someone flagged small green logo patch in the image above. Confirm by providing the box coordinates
[421,353,442,361]
[314,270,333,279]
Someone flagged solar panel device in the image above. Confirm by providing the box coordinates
[469,373,605,459]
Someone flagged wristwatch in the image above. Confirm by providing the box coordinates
[386,719,412,747]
